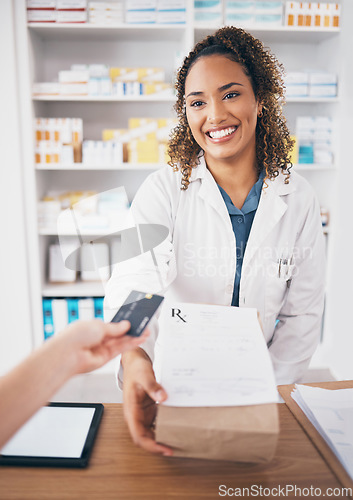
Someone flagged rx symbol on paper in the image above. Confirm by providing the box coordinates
[171,308,186,323]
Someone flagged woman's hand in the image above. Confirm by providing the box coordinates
[122,349,173,456]
[56,319,149,375]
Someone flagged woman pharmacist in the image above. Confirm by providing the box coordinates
[104,26,326,456]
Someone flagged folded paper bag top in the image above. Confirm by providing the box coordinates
[155,403,279,463]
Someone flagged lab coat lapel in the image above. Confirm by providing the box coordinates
[198,168,230,216]
[191,157,231,219]
[242,178,289,271]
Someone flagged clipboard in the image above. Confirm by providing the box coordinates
[0,402,103,468]
[278,381,353,494]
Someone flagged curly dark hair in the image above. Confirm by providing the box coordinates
[168,26,294,190]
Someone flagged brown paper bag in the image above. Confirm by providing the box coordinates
[155,403,279,462]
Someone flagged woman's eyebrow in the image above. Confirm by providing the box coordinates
[185,90,204,98]
[219,82,244,92]
[186,82,244,99]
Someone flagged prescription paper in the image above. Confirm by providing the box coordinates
[159,303,278,407]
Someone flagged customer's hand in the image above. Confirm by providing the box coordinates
[56,320,149,375]
[122,349,173,456]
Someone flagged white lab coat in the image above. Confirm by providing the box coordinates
[105,157,326,384]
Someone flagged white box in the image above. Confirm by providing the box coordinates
[52,299,69,333]
[157,9,186,23]
[106,2,124,11]
[126,0,157,9]
[296,116,315,130]
[285,1,298,26]
[313,129,332,142]
[285,72,309,85]
[112,141,123,165]
[88,78,100,95]
[226,1,254,14]
[56,10,87,22]
[308,72,337,85]
[158,0,186,9]
[49,244,77,283]
[330,2,340,28]
[88,1,105,10]
[195,11,223,25]
[61,144,74,164]
[125,10,157,23]
[196,0,222,13]
[309,84,337,98]
[33,82,60,95]
[27,0,56,8]
[56,0,87,9]
[88,64,110,78]
[225,12,254,26]
[254,1,283,15]
[27,9,57,21]
[254,13,282,26]
[59,70,89,83]
[285,84,309,97]
[60,82,88,95]
[314,149,333,164]
[101,77,112,95]
[314,116,333,131]
[78,298,95,320]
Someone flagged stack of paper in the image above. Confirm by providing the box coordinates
[292,385,353,481]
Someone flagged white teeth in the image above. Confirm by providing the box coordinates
[208,127,236,139]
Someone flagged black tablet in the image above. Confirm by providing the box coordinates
[0,402,103,468]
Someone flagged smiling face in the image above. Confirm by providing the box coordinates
[185,54,262,170]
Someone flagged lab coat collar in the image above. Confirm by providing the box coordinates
[189,154,207,182]
[189,154,296,198]
[188,155,297,271]
[189,155,296,195]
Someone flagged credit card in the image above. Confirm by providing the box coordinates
[110,290,164,337]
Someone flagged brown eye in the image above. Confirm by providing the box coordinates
[190,100,204,107]
[224,92,239,100]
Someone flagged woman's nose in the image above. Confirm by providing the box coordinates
[207,100,227,124]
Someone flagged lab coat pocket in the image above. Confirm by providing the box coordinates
[264,260,293,318]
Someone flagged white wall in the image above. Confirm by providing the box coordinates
[0,0,33,374]
[324,0,353,379]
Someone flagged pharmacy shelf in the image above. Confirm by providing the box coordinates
[39,228,122,236]
[28,23,340,44]
[35,163,163,171]
[293,164,337,171]
[42,281,105,297]
[32,94,175,102]
[27,23,187,42]
[195,25,340,44]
